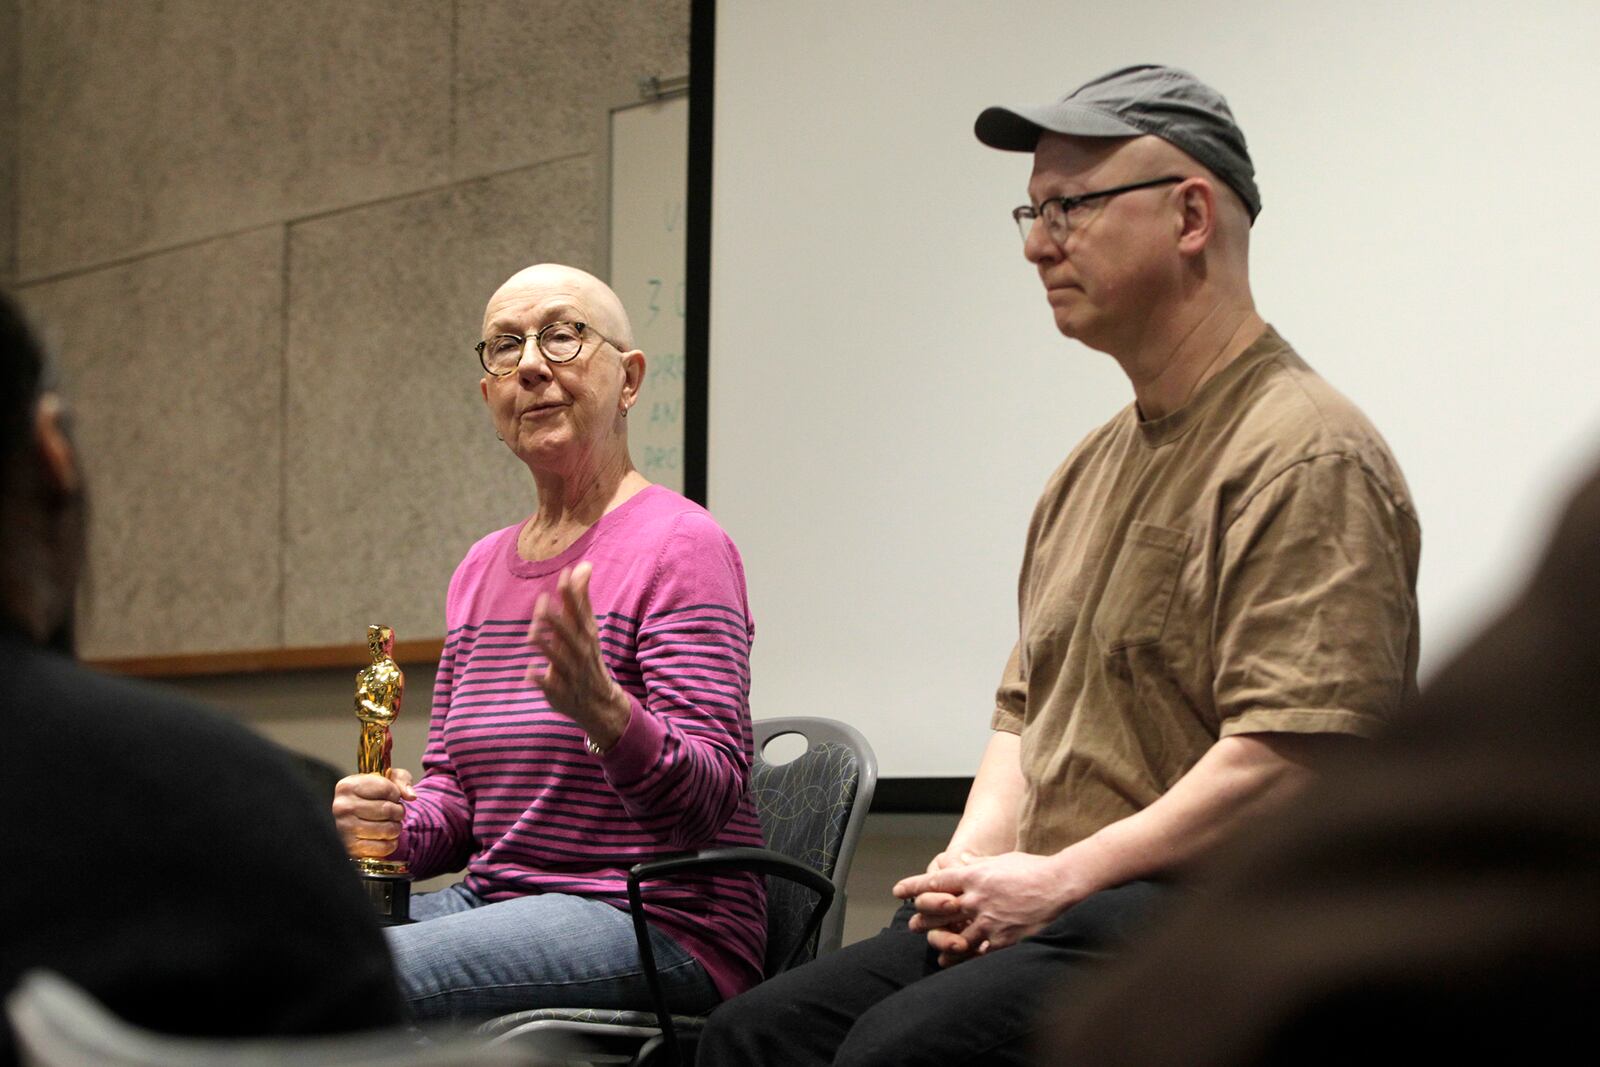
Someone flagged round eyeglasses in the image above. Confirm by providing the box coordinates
[475,321,621,376]
[1012,176,1184,243]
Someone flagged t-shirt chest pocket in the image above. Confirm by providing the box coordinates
[1092,521,1191,653]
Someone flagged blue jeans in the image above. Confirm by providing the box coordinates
[386,884,720,1022]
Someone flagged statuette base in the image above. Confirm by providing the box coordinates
[352,859,412,925]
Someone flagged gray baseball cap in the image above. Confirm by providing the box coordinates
[975,64,1261,223]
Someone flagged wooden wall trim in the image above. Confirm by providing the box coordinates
[87,638,446,679]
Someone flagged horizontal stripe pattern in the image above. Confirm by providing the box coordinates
[396,488,766,999]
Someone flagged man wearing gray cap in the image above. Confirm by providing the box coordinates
[698,65,1419,1066]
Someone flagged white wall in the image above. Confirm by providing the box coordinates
[709,1,1600,777]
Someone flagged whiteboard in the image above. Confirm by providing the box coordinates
[610,93,689,494]
[709,0,1600,778]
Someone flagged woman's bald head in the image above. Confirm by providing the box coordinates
[484,264,636,352]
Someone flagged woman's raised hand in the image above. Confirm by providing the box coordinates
[527,562,632,751]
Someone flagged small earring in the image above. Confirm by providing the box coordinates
[620,406,630,419]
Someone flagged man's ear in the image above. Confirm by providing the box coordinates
[1175,178,1217,256]
[34,393,81,495]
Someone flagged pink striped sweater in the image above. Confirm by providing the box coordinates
[395,485,766,999]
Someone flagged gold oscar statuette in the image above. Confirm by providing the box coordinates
[351,624,412,924]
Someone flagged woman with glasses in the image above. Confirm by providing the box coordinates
[331,264,766,1022]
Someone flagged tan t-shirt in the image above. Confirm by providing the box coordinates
[994,326,1421,856]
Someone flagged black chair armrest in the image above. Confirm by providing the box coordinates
[623,847,837,1066]
[631,846,836,901]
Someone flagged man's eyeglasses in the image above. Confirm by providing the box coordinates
[1012,176,1184,243]
[475,321,621,376]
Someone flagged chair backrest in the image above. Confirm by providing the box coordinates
[749,717,877,974]
[5,970,535,1067]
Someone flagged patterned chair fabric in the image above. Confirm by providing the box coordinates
[752,739,861,974]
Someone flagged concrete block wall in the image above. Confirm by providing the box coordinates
[9,0,690,659]
[1,0,16,287]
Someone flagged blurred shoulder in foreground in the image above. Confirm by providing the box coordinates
[0,289,403,1066]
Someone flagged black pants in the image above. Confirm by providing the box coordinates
[696,880,1171,1066]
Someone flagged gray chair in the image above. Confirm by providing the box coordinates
[478,716,877,1067]
[4,970,537,1067]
